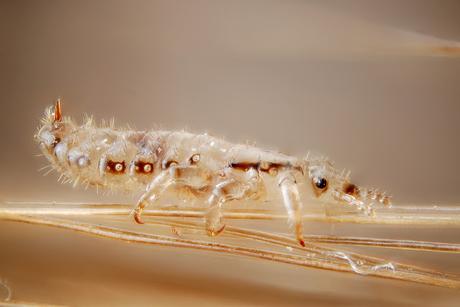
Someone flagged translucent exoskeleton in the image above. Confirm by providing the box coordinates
[35,100,391,246]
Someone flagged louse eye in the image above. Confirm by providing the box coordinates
[314,177,328,190]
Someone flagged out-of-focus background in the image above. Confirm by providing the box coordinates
[0,0,459,306]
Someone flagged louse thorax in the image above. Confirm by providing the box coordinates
[305,158,391,214]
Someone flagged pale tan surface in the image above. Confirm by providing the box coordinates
[0,0,460,306]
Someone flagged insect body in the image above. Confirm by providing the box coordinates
[36,100,391,246]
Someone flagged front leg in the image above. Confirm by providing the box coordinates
[278,170,305,247]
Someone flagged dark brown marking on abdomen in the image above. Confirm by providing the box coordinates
[106,160,126,174]
[230,161,302,174]
[343,183,359,196]
[230,162,260,171]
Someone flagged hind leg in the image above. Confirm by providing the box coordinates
[278,170,305,246]
[133,169,175,224]
[205,167,260,236]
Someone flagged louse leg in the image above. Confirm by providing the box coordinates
[278,170,305,247]
[134,164,211,224]
[205,168,260,236]
[133,170,174,224]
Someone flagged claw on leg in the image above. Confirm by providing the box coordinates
[205,205,226,236]
[206,224,226,237]
[133,201,146,224]
[296,223,306,247]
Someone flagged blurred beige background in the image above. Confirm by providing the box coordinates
[0,0,459,306]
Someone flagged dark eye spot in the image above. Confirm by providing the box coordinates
[315,177,328,189]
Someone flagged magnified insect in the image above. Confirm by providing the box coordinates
[35,100,391,246]
[5,99,454,291]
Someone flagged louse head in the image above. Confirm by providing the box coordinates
[306,157,391,213]
[35,99,75,155]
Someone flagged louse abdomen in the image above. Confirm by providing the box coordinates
[43,126,161,190]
